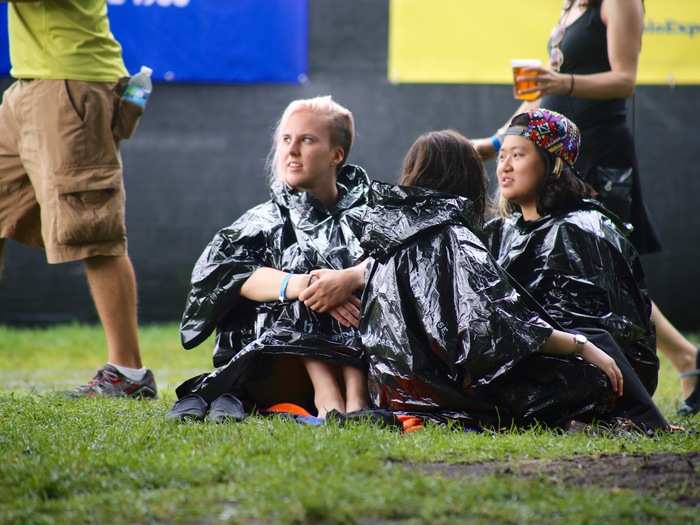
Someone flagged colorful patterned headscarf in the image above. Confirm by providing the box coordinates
[505,109,580,168]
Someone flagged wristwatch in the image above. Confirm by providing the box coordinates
[573,334,588,354]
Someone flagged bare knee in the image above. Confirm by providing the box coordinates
[84,254,129,271]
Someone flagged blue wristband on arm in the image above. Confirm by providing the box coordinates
[490,134,502,152]
[279,273,293,302]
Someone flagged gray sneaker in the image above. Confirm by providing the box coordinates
[70,364,158,399]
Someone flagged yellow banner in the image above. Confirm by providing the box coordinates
[388,0,700,85]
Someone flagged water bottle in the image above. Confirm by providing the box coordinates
[121,66,153,109]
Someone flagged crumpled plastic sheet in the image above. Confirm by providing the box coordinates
[485,199,659,395]
[175,170,615,428]
[358,196,612,428]
[177,165,371,402]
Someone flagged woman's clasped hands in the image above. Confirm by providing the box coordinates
[298,264,366,328]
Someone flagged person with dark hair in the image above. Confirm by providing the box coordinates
[399,130,488,225]
[475,0,651,247]
[484,108,666,428]
[494,112,595,219]
[471,0,699,416]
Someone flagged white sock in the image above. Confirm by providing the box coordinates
[108,363,147,381]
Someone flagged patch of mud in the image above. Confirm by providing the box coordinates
[413,452,700,506]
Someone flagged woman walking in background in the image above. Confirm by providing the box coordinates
[471,0,699,415]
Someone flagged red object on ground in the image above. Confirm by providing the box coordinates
[264,402,312,417]
[398,415,424,432]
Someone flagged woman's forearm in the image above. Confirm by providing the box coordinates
[542,328,624,395]
[474,99,540,160]
[541,329,580,356]
[568,70,636,100]
[242,261,367,305]
[344,261,367,291]
[240,267,309,302]
[506,100,540,129]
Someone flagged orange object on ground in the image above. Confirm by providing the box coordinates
[397,415,424,432]
[264,402,312,417]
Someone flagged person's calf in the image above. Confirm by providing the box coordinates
[678,349,700,398]
[343,365,369,413]
[303,358,346,418]
[84,254,142,368]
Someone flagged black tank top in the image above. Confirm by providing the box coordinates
[540,6,627,130]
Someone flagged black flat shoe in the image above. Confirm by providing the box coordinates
[344,408,402,429]
[207,393,245,423]
[678,348,700,417]
[166,394,208,422]
[323,409,346,424]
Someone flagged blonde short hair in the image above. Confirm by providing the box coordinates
[266,96,355,183]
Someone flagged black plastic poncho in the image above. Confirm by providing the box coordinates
[358,185,612,428]
[486,200,658,395]
[176,165,371,402]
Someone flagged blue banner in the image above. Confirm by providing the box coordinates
[0,0,308,83]
[0,4,8,75]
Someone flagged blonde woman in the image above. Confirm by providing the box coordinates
[170,97,370,421]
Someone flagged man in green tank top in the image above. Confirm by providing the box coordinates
[8,0,128,81]
[0,0,157,398]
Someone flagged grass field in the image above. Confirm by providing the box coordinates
[1,324,699,525]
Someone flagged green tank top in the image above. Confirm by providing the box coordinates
[9,0,128,81]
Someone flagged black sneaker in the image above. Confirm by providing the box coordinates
[344,408,402,429]
[70,364,158,399]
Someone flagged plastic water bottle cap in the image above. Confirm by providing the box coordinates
[140,66,153,76]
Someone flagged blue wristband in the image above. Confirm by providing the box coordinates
[490,134,502,152]
[279,273,293,302]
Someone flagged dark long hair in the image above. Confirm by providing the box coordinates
[400,130,489,224]
[499,115,594,218]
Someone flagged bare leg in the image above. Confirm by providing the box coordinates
[302,358,345,418]
[84,255,142,368]
[652,302,698,397]
[343,366,369,413]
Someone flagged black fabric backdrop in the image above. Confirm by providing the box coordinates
[1,0,698,329]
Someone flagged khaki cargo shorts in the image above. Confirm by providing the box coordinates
[0,79,142,264]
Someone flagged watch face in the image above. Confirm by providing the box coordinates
[574,334,587,345]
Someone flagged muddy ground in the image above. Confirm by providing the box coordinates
[411,452,700,507]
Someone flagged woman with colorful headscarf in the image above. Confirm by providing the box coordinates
[485,108,666,429]
[472,0,699,416]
